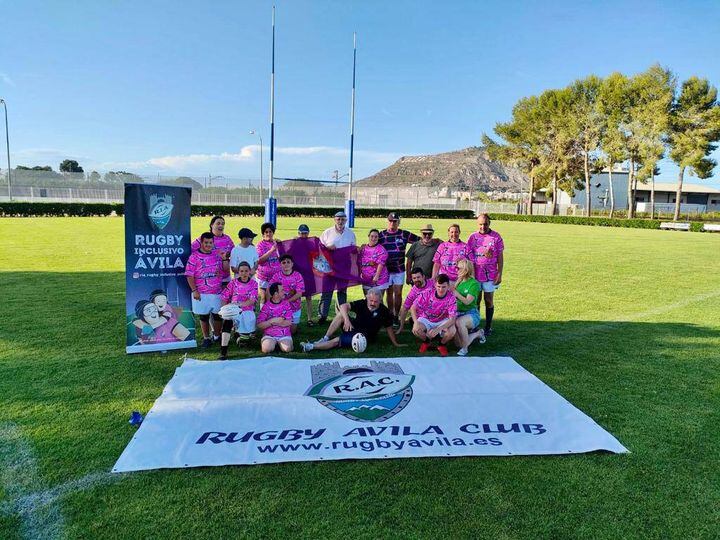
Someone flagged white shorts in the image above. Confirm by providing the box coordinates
[192,294,221,315]
[232,311,257,334]
[417,317,450,331]
[388,272,406,286]
[255,276,269,289]
[261,335,293,345]
[480,281,500,293]
[292,310,302,324]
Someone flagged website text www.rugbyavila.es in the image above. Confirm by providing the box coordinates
[195,423,548,455]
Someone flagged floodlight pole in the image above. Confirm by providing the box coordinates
[265,5,277,225]
[345,33,357,228]
[0,99,11,201]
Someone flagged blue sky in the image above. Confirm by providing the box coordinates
[2,0,719,186]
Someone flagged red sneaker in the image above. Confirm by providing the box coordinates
[419,342,430,353]
[437,345,449,357]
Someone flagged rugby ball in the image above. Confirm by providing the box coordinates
[218,304,240,320]
[351,332,367,353]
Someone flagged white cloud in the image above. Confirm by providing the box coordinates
[0,72,15,87]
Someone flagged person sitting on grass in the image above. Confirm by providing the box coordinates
[257,282,294,353]
[397,267,434,333]
[410,273,457,357]
[218,262,259,360]
[271,254,305,334]
[301,289,405,352]
[452,259,485,357]
[185,232,229,348]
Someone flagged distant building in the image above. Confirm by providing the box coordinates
[534,171,720,213]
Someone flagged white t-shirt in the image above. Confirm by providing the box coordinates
[320,226,356,249]
[230,244,259,275]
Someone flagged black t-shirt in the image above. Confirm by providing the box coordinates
[349,300,393,341]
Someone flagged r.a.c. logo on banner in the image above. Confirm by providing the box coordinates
[305,361,414,422]
[148,194,174,230]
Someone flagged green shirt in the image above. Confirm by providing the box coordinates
[455,278,480,313]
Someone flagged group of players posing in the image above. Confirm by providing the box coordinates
[183,212,504,359]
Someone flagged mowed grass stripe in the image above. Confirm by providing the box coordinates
[0,217,718,539]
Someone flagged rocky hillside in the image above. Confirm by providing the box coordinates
[357,146,527,192]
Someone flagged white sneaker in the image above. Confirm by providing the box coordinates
[316,336,329,344]
[301,342,314,352]
[478,330,486,344]
[457,347,468,356]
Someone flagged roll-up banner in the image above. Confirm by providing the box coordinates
[124,183,196,354]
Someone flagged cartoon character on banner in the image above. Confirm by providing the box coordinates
[131,289,191,344]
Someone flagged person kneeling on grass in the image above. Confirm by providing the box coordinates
[397,267,434,333]
[271,254,305,334]
[218,262,259,360]
[257,282,294,353]
[410,273,457,357]
[452,259,486,357]
[301,289,405,352]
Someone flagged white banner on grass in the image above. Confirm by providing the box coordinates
[113,356,627,472]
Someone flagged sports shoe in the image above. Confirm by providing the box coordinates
[318,316,328,325]
[419,341,430,353]
[457,347,468,356]
[437,345,449,357]
[478,329,487,344]
[316,335,329,344]
[201,338,213,348]
[217,353,228,361]
[392,316,400,328]
[213,334,221,342]
[484,327,493,337]
[301,341,314,352]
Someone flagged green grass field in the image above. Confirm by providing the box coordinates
[1,216,719,539]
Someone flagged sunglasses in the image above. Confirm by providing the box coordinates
[422,232,433,236]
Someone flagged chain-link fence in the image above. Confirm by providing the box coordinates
[0,170,511,213]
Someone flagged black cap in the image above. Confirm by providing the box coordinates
[387,212,400,221]
[298,224,310,233]
[238,227,257,239]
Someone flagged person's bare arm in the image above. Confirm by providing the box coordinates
[187,276,200,300]
[494,251,504,285]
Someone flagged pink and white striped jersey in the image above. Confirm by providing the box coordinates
[359,244,389,286]
[467,230,504,282]
[412,287,457,323]
[256,240,281,282]
[432,241,469,281]
[257,298,294,338]
[403,278,434,310]
[184,251,224,294]
[191,233,234,281]
[221,278,258,311]
[270,270,305,312]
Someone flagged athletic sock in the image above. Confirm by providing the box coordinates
[485,306,495,330]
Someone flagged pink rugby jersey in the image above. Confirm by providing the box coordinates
[191,233,234,281]
[467,230,504,282]
[359,244,389,286]
[184,251,224,294]
[432,241,468,281]
[257,298,294,338]
[221,278,258,311]
[256,240,281,283]
[151,319,179,343]
[270,270,305,312]
[413,287,457,323]
[402,278,434,310]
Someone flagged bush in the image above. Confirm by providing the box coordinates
[488,213,664,229]
[0,202,475,220]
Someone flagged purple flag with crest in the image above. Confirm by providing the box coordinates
[277,237,361,296]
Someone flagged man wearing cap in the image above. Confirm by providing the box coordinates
[230,227,259,278]
[405,223,441,283]
[379,212,419,326]
[318,211,357,323]
[296,224,316,325]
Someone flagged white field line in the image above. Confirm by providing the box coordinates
[1,289,718,537]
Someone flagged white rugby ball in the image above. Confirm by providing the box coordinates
[218,304,240,320]
[351,332,367,353]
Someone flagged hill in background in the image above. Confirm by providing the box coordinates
[357,146,528,193]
